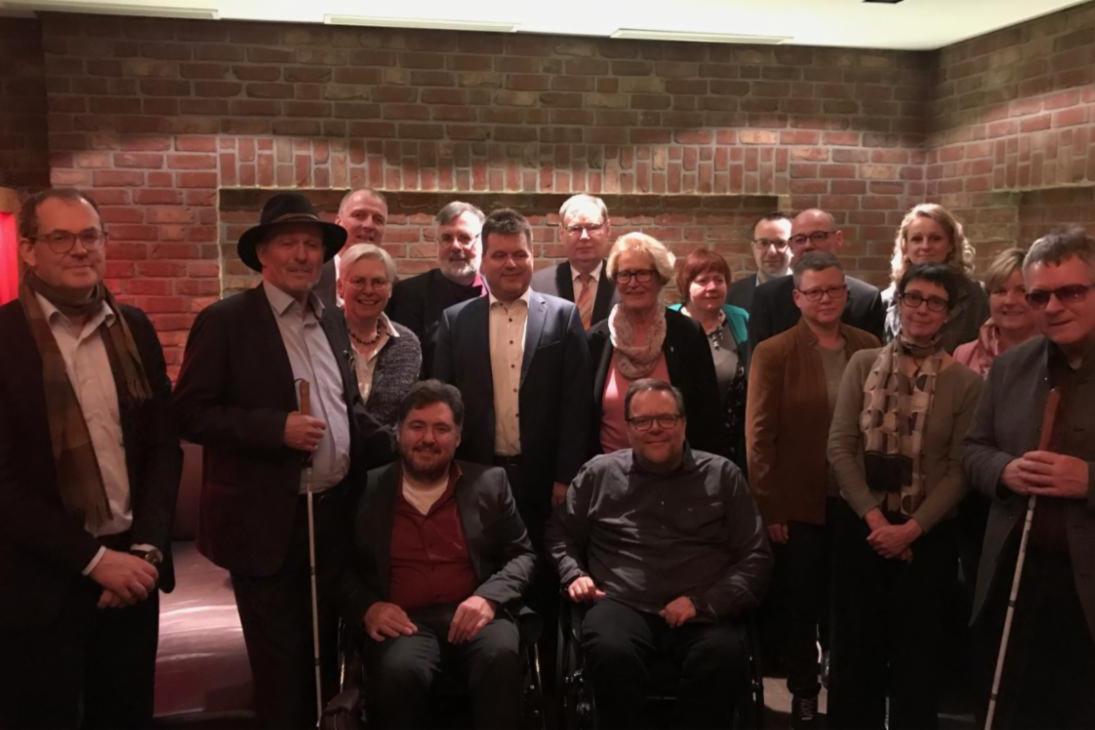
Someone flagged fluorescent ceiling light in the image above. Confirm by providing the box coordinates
[611,27,791,44]
[0,0,217,17]
[324,14,517,32]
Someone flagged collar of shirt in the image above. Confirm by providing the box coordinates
[263,279,325,320]
[488,287,532,309]
[397,461,464,514]
[377,311,400,338]
[36,292,114,335]
[626,444,701,477]
[571,260,604,285]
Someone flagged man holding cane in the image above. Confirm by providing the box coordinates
[175,192,364,728]
[965,228,1095,729]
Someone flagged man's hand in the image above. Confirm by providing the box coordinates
[363,602,417,642]
[448,595,495,644]
[1018,451,1091,499]
[1001,458,1036,495]
[867,520,922,561]
[767,523,789,544]
[97,589,127,609]
[284,412,326,452]
[567,576,606,603]
[88,549,158,606]
[552,481,569,506]
[659,596,697,628]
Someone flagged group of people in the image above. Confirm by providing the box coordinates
[1,184,1093,730]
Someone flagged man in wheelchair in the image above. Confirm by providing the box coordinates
[547,378,773,729]
[339,380,537,729]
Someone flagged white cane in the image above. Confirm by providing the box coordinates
[983,387,1060,730]
[297,379,324,726]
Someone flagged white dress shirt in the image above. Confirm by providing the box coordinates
[488,288,531,457]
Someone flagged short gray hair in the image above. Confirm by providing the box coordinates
[1024,228,1095,273]
[606,232,676,285]
[559,193,608,224]
[338,243,397,283]
[792,251,843,288]
[435,201,484,226]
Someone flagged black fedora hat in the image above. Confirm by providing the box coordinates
[237,192,347,272]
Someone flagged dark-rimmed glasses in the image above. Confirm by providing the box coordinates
[789,231,834,247]
[615,268,657,284]
[1026,284,1095,309]
[627,414,682,431]
[32,229,108,254]
[899,291,949,312]
[797,284,847,302]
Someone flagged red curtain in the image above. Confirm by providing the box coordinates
[0,212,18,305]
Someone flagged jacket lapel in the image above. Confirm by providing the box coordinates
[556,262,575,301]
[521,292,548,385]
[593,261,617,323]
[244,285,298,411]
[372,466,399,591]
[454,466,486,580]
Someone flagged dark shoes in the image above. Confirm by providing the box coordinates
[791,695,819,729]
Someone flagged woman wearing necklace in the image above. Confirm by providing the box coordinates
[587,233,727,458]
[668,247,751,472]
[338,244,422,447]
[826,263,983,730]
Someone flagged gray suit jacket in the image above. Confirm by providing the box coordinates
[531,261,616,329]
[963,336,1095,637]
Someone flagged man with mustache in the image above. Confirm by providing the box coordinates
[341,380,536,729]
[316,187,389,309]
[728,212,793,312]
[531,193,618,330]
[388,201,486,375]
[174,192,365,728]
[0,188,180,728]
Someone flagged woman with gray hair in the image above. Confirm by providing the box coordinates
[586,232,728,457]
[338,243,422,436]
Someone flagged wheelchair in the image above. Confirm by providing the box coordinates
[555,599,766,730]
[322,610,547,730]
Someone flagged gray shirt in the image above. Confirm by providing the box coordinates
[263,281,350,491]
[547,447,772,621]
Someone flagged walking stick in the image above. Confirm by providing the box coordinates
[983,387,1060,730]
[297,379,325,727]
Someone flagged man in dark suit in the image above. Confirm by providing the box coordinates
[387,201,486,374]
[964,229,1095,728]
[433,207,593,544]
[530,193,617,330]
[315,187,388,309]
[341,380,536,729]
[0,188,181,729]
[174,192,364,729]
[727,212,792,312]
[748,208,885,349]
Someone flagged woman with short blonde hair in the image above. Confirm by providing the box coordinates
[953,247,1037,376]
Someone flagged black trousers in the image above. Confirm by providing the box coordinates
[975,546,1095,730]
[231,489,348,730]
[579,598,747,730]
[0,580,160,729]
[780,516,833,699]
[828,501,957,730]
[364,603,524,730]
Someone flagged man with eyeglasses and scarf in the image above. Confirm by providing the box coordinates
[548,378,771,730]
[965,228,1095,729]
[0,188,181,729]
[748,208,885,349]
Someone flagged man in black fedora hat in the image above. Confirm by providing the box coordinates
[174,191,369,728]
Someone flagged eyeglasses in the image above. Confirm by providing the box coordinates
[566,223,605,236]
[753,238,790,250]
[626,414,682,431]
[345,276,391,291]
[899,291,950,312]
[33,229,108,254]
[789,231,834,247]
[1026,284,1095,309]
[796,284,847,302]
[615,268,658,284]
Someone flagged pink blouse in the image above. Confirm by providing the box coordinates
[600,350,671,453]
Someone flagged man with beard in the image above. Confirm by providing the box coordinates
[316,187,389,308]
[728,213,793,312]
[388,201,485,374]
[341,380,536,730]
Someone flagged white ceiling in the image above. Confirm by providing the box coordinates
[0,0,1089,50]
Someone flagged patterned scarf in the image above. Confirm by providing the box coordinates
[20,271,152,530]
[607,304,667,380]
[858,334,947,520]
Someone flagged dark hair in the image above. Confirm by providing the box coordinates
[624,378,685,420]
[396,379,465,429]
[481,208,532,254]
[753,212,791,230]
[676,248,732,301]
[897,263,959,310]
[435,200,485,226]
[791,250,844,288]
[1024,227,1095,272]
[18,188,103,240]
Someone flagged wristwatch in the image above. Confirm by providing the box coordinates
[132,547,164,567]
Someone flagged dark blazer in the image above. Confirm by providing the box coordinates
[588,308,729,459]
[173,284,364,577]
[531,261,616,329]
[387,268,484,376]
[433,291,593,508]
[726,273,759,312]
[0,300,181,628]
[314,259,338,312]
[747,273,885,350]
[340,460,536,623]
[964,336,1095,637]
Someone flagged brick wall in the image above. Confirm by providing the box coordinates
[0,18,49,194]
